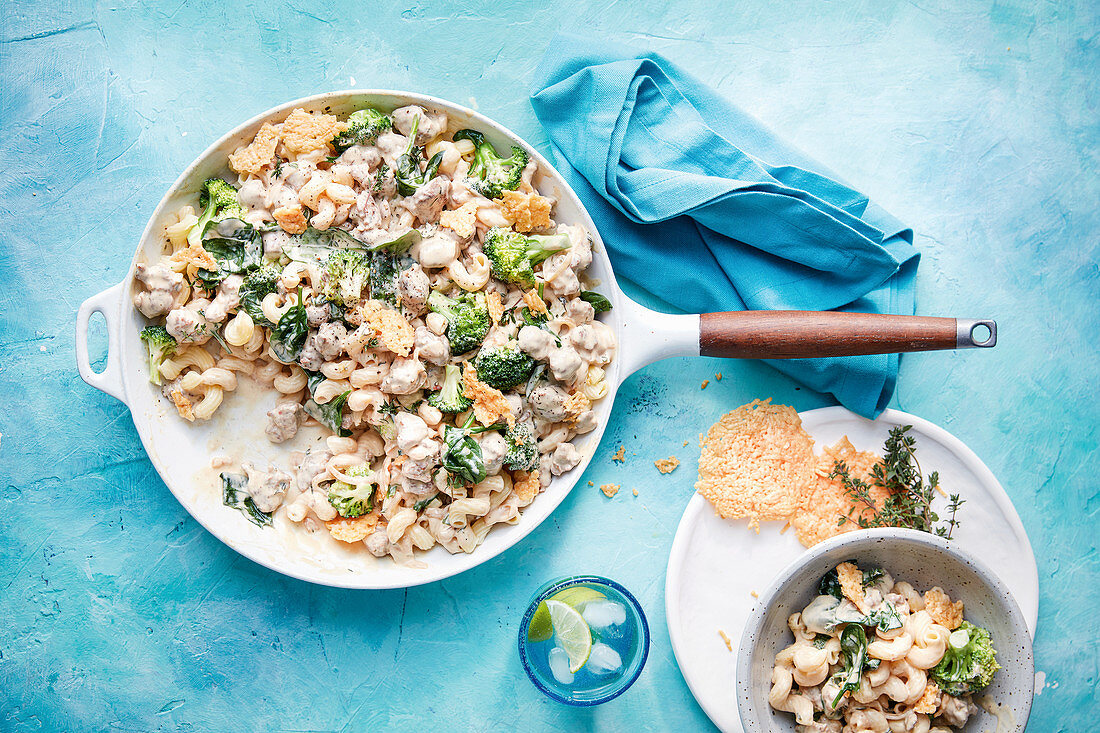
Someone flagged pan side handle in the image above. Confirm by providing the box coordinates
[76,281,129,403]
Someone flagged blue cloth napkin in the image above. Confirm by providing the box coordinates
[530,34,920,417]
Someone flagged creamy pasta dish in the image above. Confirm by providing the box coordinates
[769,562,1001,732]
[131,103,616,565]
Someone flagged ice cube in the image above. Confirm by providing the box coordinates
[586,642,623,675]
[548,646,575,685]
[581,600,627,630]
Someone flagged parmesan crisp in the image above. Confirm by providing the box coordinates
[924,587,964,630]
[695,399,814,529]
[439,201,478,239]
[837,562,869,613]
[914,682,940,714]
[512,471,540,504]
[228,122,280,175]
[500,190,552,232]
[326,514,376,543]
[463,365,514,427]
[789,437,885,547]
[355,300,416,356]
[654,457,680,474]
[485,290,504,326]
[280,108,346,155]
[600,484,620,498]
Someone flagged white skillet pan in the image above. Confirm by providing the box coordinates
[75,91,996,589]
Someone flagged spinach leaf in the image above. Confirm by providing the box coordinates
[268,289,308,364]
[442,423,486,486]
[864,601,903,632]
[812,634,831,649]
[282,226,368,265]
[305,369,325,394]
[525,363,546,400]
[830,624,870,707]
[393,117,443,195]
[579,290,613,313]
[301,226,367,250]
[238,283,274,328]
[818,568,844,599]
[413,492,439,512]
[441,415,508,486]
[196,223,263,286]
[303,390,352,437]
[221,472,273,528]
[368,228,421,254]
[862,567,886,587]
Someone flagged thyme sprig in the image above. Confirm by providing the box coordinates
[833,425,964,538]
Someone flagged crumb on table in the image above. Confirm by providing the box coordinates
[612,445,625,463]
[701,379,709,389]
[718,629,732,651]
[588,480,594,486]
[632,488,639,497]
[715,373,722,381]
[750,590,759,598]
[654,456,680,474]
[600,484,620,498]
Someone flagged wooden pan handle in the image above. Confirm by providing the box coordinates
[699,311,996,359]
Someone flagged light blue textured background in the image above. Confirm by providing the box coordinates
[2,1,1097,730]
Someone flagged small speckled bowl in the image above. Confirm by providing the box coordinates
[736,528,1033,732]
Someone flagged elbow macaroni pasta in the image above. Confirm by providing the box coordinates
[132,102,619,567]
[769,564,992,733]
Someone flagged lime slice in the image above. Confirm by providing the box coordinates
[527,601,553,642]
[549,585,606,609]
[546,599,592,673]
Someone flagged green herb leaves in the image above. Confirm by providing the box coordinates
[833,425,964,538]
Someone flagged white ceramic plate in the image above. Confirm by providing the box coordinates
[664,406,1038,733]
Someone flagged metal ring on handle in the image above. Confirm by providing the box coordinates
[956,319,998,348]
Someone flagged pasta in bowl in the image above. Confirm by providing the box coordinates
[737,529,1034,733]
[76,90,679,589]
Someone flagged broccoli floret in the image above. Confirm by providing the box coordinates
[140,325,177,386]
[503,423,539,472]
[483,227,571,288]
[472,346,536,390]
[322,249,370,307]
[427,290,490,355]
[452,129,528,199]
[189,178,246,246]
[333,108,391,148]
[427,364,473,414]
[930,621,1000,696]
[327,464,378,518]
